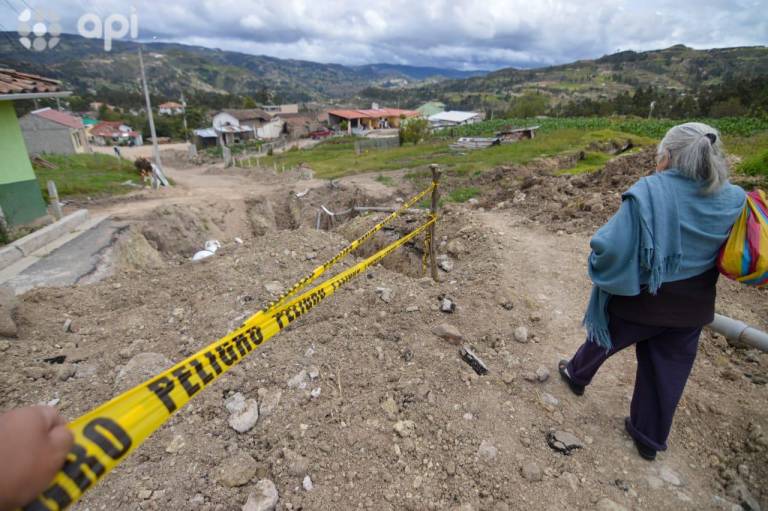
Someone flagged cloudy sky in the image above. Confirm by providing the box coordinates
[1,0,766,70]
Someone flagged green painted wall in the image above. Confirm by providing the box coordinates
[0,179,48,226]
[0,101,48,226]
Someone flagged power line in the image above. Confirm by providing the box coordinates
[0,21,18,46]
[1,0,19,15]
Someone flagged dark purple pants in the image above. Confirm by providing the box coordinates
[567,315,702,451]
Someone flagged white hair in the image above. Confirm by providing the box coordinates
[657,122,729,194]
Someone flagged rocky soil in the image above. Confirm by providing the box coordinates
[0,149,766,511]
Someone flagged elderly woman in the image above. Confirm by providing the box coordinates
[558,122,746,461]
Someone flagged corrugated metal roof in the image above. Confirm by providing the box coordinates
[428,111,481,123]
[328,108,419,120]
[194,128,218,138]
[222,109,271,122]
[0,68,62,96]
[30,107,83,130]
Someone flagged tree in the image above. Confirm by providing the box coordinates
[506,92,549,118]
[399,118,430,145]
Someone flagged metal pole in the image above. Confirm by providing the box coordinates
[429,163,441,282]
[47,180,63,220]
[139,47,163,171]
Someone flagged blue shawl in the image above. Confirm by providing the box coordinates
[583,169,746,349]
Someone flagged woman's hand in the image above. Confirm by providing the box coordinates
[0,406,74,511]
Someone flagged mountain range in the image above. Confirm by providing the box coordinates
[0,33,484,102]
[1,33,766,110]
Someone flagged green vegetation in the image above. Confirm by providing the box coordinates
[375,174,395,186]
[737,148,768,177]
[446,187,481,203]
[558,152,615,175]
[448,117,768,139]
[34,154,139,199]
[254,128,656,179]
[399,118,430,145]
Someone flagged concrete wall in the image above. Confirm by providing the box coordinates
[19,115,85,155]
[0,102,48,227]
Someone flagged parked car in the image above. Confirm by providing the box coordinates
[309,128,332,140]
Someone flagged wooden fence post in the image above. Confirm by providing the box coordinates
[429,163,442,282]
[47,180,63,220]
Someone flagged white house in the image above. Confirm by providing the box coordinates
[159,101,185,116]
[211,109,285,145]
[428,110,483,129]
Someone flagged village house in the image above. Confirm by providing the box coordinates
[279,112,325,139]
[90,121,144,146]
[19,107,91,156]
[158,101,185,116]
[496,125,539,142]
[0,68,69,228]
[208,109,286,146]
[428,110,483,129]
[327,105,419,135]
[261,104,299,115]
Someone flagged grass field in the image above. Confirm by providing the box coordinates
[34,154,139,199]
[252,129,657,179]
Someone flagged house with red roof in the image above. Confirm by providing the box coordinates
[0,68,70,228]
[90,121,143,147]
[19,107,91,156]
[327,104,420,135]
[158,101,185,116]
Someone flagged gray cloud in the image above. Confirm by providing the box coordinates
[0,0,766,69]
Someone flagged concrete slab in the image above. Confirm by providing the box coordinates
[14,209,90,256]
[0,244,23,269]
[2,218,125,295]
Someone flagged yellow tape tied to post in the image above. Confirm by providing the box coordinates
[23,189,437,511]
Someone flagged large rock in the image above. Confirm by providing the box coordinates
[446,240,467,259]
[432,323,463,343]
[115,352,173,391]
[520,462,542,482]
[218,452,258,487]
[257,388,282,417]
[0,286,18,339]
[596,498,629,511]
[227,394,260,433]
[243,480,279,511]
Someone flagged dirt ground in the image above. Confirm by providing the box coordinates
[1,146,766,511]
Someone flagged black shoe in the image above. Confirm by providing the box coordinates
[558,359,585,396]
[625,417,657,461]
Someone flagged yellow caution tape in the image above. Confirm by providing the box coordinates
[262,182,436,313]
[24,215,437,511]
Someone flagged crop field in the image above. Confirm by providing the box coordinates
[446,116,768,138]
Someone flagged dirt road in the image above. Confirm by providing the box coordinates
[1,149,765,511]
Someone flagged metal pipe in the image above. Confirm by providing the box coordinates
[353,206,424,214]
[708,314,768,352]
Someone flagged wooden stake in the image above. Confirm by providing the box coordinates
[47,180,63,220]
[429,164,441,282]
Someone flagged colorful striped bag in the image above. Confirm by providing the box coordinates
[717,189,768,287]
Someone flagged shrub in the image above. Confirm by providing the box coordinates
[399,118,430,145]
[738,148,768,177]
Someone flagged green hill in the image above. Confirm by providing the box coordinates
[0,33,483,103]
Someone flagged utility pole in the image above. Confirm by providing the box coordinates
[139,47,163,170]
[181,91,189,142]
